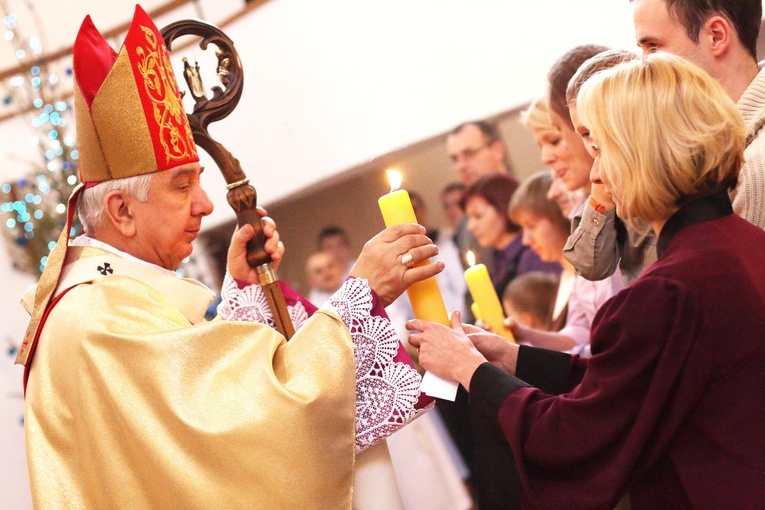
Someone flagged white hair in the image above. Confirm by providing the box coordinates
[77,173,155,233]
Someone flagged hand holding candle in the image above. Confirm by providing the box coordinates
[378,169,458,400]
[464,250,516,342]
[378,170,450,325]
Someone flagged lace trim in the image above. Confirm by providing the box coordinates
[327,279,427,452]
[218,274,428,452]
[217,274,309,328]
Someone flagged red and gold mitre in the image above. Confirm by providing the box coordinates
[17,5,198,368]
[73,4,198,185]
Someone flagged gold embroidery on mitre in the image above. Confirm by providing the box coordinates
[90,50,156,179]
[134,25,197,164]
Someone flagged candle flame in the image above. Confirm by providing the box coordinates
[386,169,402,192]
[466,250,476,267]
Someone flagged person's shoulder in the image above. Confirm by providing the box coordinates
[58,274,155,308]
[597,272,693,329]
[678,213,765,253]
[739,64,765,143]
[639,215,765,295]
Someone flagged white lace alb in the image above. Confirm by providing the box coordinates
[217,275,429,451]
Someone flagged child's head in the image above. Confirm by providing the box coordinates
[502,271,559,330]
[508,171,571,263]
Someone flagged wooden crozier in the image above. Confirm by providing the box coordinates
[161,19,295,339]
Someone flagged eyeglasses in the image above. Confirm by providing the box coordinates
[449,143,491,163]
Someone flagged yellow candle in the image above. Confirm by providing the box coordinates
[464,251,515,342]
[378,170,449,326]
[471,302,482,322]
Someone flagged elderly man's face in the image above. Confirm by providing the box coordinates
[130,163,213,270]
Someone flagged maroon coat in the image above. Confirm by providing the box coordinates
[470,193,765,509]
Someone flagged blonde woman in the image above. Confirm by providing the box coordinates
[520,97,585,217]
[408,53,765,509]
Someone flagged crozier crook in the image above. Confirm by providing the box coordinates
[161,20,295,339]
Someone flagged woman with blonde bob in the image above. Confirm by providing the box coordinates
[407,52,765,509]
[576,53,743,233]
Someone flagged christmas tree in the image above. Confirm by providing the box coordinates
[0,2,80,275]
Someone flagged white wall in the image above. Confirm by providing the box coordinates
[0,1,639,507]
[194,0,636,227]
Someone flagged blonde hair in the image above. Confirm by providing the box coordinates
[520,97,555,133]
[576,52,745,229]
[77,173,154,232]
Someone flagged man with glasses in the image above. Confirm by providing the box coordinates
[445,120,513,273]
[447,120,511,186]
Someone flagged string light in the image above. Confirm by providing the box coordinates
[0,4,80,275]
[0,3,190,282]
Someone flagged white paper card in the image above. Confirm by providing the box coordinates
[420,371,459,401]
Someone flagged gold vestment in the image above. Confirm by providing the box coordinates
[24,246,357,509]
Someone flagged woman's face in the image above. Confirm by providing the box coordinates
[591,148,622,214]
[465,195,512,249]
[514,210,568,262]
[568,104,604,181]
[532,129,577,216]
[546,108,594,194]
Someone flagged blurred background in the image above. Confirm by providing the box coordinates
[1,2,763,507]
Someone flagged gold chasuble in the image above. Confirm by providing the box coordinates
[23,245,357,508]
[20,7,431,508]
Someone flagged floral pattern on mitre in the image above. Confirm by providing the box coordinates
[217,273,308,329]
[329,279,426,452]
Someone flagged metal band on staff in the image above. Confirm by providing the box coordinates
[226,178,250,190]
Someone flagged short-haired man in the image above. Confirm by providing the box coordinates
[305,250,344,305]
[445,121,510,286]
[19,6,442,508]
[317,224,355,278]
[632,0,764,227]
[440,182,467,232]
[446,120,510,187]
